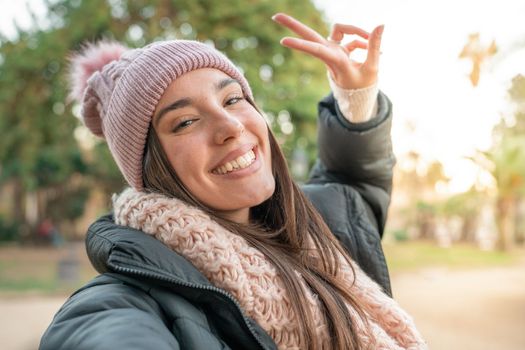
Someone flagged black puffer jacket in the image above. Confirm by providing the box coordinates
[40,92,394,350]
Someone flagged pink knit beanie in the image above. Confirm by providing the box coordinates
[69,40,253,190]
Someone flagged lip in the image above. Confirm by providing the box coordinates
[211,143,256,171]
[210,145,261,179]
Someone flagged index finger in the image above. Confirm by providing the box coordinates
[272,13,326,44]
[329,24,370,43]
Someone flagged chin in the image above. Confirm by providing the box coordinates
[252,178,276,205]
[233,178,276,210]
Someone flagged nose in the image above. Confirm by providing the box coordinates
[213,112,245,144]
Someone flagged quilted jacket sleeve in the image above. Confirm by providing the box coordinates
[39,275,180,350]
[308,91,395,236]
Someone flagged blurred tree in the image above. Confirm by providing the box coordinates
[439,186,484,242]
[459,33,497,87]
[473,75,525,250]
[0,0,330,237]
[502,74,525,245]
[393,152,449,240]
[507,74,525,133]
[475,135,525,250]
[0,8,86,237]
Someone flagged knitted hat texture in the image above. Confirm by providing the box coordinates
[69,40,253,190]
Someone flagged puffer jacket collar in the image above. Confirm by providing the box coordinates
[87,214,210,284]
[86,214,278,350]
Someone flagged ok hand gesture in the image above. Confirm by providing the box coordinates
[272,13,384,90]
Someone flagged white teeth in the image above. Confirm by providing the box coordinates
[214,149,256,174]
[237,157,247,167]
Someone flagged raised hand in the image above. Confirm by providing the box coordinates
[272,13,384,90]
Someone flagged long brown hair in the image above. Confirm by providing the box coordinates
[142,99,370,349]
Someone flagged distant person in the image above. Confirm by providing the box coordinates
[37,219,63,247]
[40,13,426,350]
[37,219,53,244]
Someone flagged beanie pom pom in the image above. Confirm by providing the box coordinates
[68,40,128,103]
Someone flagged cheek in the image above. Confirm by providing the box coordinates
[246,113,271,147]
[257,123,272,167]
[163,139,206,184]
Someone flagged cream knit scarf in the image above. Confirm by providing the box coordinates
[113,188,427,350]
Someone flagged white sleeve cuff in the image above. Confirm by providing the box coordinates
[327,72,379,123]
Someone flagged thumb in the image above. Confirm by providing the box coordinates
[363,25,384,72]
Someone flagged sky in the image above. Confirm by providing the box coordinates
[313,0,525,193]
[1,0,525,193]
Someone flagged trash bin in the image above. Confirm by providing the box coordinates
[58,244,80,284]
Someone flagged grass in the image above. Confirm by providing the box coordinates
[0,241,523,294]
[0,274,59,293]
[383,240,520,273]
[0,245,97,295]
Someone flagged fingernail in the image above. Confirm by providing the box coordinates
[378,25,385,35]
[271,13,282,21]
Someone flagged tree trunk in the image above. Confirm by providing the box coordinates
[12,178,25,224]
[12,178,34,242]
[514,197,525,245]
[496,197,515,251]
[460,215,478,243]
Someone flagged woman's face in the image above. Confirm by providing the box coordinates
[153,68,275,223]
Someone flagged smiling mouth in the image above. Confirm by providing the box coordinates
[212,149,256,175]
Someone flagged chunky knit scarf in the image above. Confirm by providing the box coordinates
[113,188,427,350]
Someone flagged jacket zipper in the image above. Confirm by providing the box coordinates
[109,263,269,350]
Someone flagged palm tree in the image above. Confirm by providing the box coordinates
[459,33,497,87]
[476,135,525,250]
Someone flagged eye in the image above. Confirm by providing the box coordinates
[172,118,198,132]
[225,95,244,106]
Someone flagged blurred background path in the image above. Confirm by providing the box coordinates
[1,251,524,350]
[393,256,525,350]
[0,296,65,350]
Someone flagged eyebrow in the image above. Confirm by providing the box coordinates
[154,78,240,127]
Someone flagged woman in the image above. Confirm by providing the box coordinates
[40,13,426,350]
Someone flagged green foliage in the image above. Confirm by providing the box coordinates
[0,216,20,242]
[47,185,91,222]
[391,229,409,242]
[0,0,330,226]
[469,73,525,249]
[472,73,525,198]
[0,38,79,190]
[440,187,484,217]
[482,135,525,197]
[88,142,127,193]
